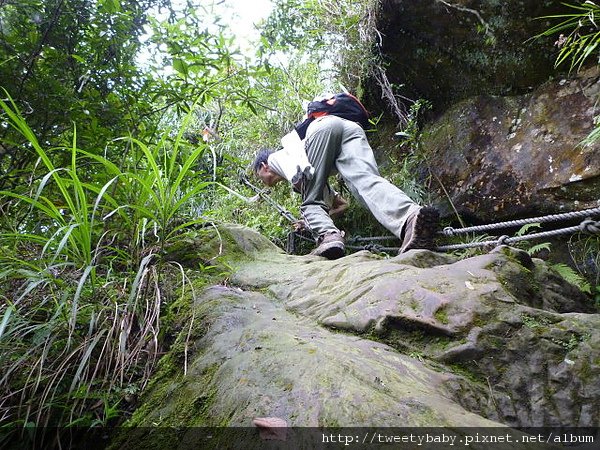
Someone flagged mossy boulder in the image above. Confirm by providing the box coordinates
[114,225,600,448]
[164,223,282,269]
[232,239,599,428]
[419,66,600,222]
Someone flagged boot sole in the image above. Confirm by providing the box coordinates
[311,242,345,260]
[400,207,440,252]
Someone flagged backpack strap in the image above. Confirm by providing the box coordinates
[294,117,314,140]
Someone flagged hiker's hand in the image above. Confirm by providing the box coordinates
[293,220,307,232]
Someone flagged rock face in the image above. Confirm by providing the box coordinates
[115,225,600,448]
[378,0,570,111]
[375,0,600,223]
[420,66,600,222]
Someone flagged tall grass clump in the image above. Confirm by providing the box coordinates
[0,94,216,446]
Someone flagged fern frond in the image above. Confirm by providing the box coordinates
[516,222,542,237]
[551,263,592,293]
[527,242,551,256]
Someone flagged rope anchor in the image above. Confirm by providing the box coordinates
[580,218,600,234]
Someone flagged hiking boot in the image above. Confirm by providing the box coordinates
[310,230,345,260]
[399,206,440,254]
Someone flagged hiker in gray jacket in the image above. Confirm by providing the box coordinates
[253,114,439,259]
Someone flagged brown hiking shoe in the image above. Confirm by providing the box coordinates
[399,206,440,254]
[310,230,345,260]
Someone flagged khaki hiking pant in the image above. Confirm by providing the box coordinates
[301,115,420,239]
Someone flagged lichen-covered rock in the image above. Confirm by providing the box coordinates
[124,286,502,427]
[116,225,599,448]
[113,284,512,449]
[377,0,571,111]
[419,66,600,222]
[230,232,599,427]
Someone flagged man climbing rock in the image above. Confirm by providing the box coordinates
[253,97,439,260]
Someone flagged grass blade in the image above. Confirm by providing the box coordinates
[0,304,14,340]
[69,265,96,338]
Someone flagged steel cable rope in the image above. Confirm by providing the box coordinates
[345,209,600,253]
[436,218,600,251]
[239,172,319,254]
[440,206,600,236]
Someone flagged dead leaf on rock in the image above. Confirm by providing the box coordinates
[252,417,288,441]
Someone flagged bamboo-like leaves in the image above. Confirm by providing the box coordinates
[0,94,212,432]
[535,1,600,73]
[0,97,112,270]
[118,128,213,247]
[533,2,600,148]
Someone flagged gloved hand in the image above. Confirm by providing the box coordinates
[292,219,307,232]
